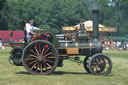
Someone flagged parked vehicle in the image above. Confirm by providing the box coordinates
[8,9,112,76]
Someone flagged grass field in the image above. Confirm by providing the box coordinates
[0,47,128,85]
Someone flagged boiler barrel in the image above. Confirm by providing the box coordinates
[60,42,91,48]
[59,41,102,55]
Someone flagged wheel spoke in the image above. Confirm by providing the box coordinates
[39,45,42,54]
[91,66,96,68]
[43,62,47,71]
[36,63,40,71]
[95,66,99,72]
[31,62,38,70]
[40,64,43,73]
[91,62,97,65]
[92,65,99,72]
[96,58,100,63]
[26,58,35,61]
[41,47,45,55]
[28,60,37,65]
[102,60,106,63]
[29,54,37,58]
[35,45,39,55]
[31,49,38,56]
[92,66,97,72]
[45,62,52,68]
[44,48,50,54]
[46,59,55,63]
[102,57,106,63]
[44,52,52,57]
[46,56,56,59]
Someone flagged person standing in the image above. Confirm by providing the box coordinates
[0,39,5,50]
[0,39,2,49]
[104,40,107,50]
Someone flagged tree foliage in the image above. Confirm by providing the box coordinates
[0,0,128,36]
[0,0,5,10]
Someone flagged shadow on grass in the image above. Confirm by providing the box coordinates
[15,71,113,76]
[15,71,89,76]
[53,71,113,76]
[53,71,89,75]
[16,71,32,75]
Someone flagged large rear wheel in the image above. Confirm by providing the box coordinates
[22,40,58,75]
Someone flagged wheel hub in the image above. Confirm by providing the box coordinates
[37,55,44,62]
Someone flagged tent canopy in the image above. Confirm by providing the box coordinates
[74,20,105,27]
[0,30,24,40]
[63,20,117,32]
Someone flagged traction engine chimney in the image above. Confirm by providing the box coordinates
[92,9,99,39]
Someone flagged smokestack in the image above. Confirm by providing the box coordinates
[80,23,85,30]
[92,9,99,39]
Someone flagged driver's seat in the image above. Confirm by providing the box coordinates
[24,30,27,44]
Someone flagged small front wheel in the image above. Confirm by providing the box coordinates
[83,56,91,73]
[89,53,112,76]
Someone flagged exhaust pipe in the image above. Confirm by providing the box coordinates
[92,9,99,39]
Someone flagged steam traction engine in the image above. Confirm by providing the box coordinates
[9,10,112,76]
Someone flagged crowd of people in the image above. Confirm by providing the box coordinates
[103,40,128,50]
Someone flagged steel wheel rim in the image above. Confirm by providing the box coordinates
[23,40,58,75]
[90,54,112,75]
[13,49,22,61]
[11,47,23,65]
[83,56,91,73]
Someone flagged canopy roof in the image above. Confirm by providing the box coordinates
[74,20,105,27]
[63,20,117,32]
[0,30,24,40]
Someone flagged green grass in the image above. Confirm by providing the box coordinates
[0,47,128,85]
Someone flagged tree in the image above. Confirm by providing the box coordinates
[0,0,128,37]
[0,0,5,10]
[0,0,90,32]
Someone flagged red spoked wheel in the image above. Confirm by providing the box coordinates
[89,53,112,76]
[22,40,58,75]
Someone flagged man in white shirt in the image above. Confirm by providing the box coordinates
[24,20,43,43]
